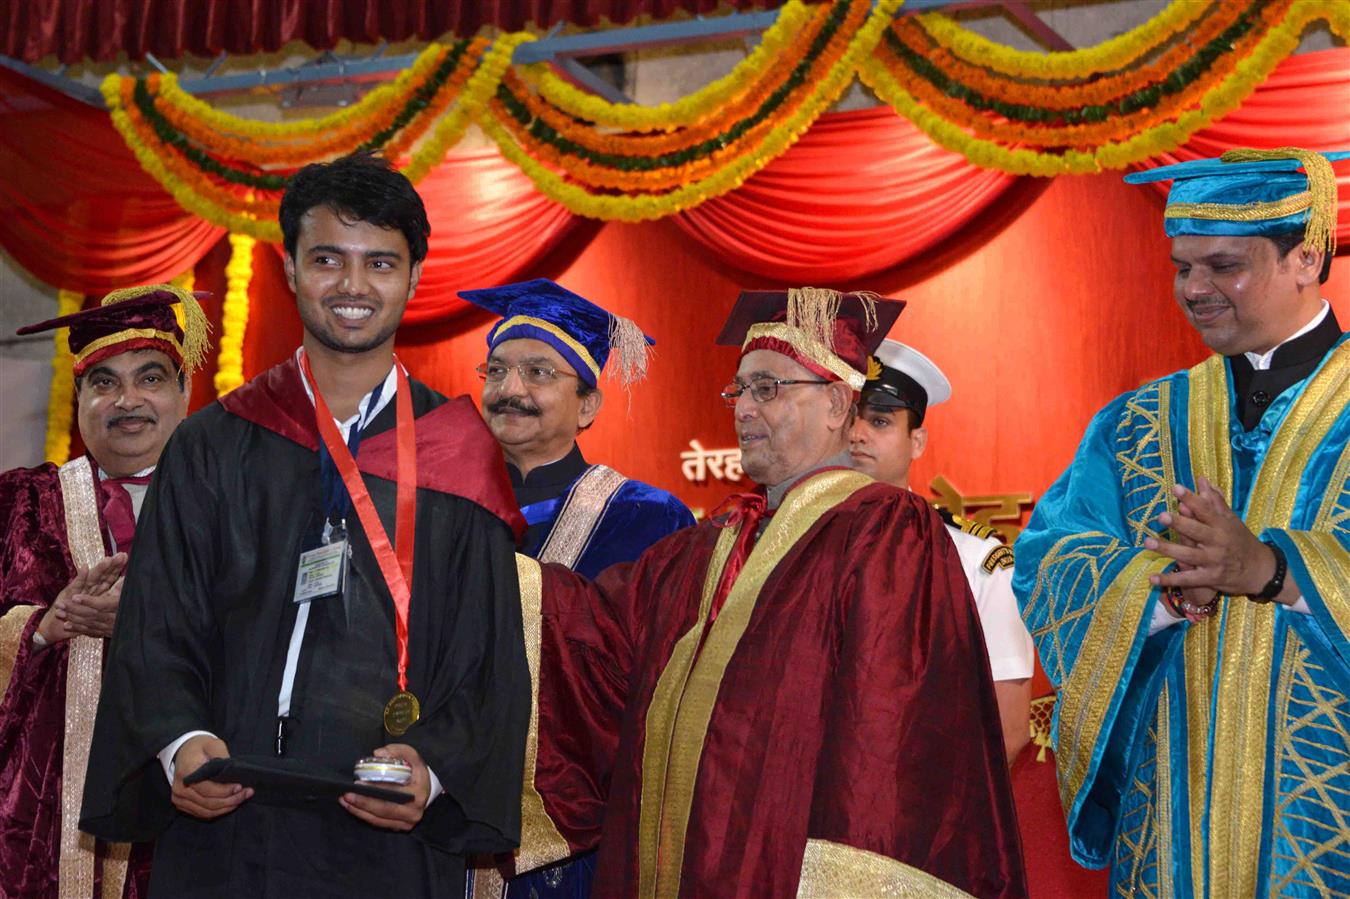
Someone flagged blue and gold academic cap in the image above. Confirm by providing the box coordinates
[458,278,654,388]
[1124,147,1348,255]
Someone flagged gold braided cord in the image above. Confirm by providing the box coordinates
[1165,191,1311,223]
[1221,147,1339,254]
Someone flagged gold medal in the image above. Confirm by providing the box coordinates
[383,690,420,737]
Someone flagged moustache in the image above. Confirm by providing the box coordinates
[487,398,541,417]
[108,414,156,428]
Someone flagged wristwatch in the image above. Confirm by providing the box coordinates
[1248,539,1287,603]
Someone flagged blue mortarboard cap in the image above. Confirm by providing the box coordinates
[458,278,654,388]
[1124,148,1347,254]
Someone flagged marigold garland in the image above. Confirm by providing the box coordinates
[889,0,1253,111]
[43,289,84,465]
[520,0,817,132]
[860,0,1350,175]
[916,0,1210,80]
[214,232,255,396]
[882,0,1284,148]
[480,0,903,219]
[497,4,827,159]
[101,0,1350,227]
[155,42,449,142]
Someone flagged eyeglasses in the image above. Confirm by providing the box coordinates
[721,377,830,407]
[476,361,580,387]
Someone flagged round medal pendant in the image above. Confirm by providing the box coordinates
[383,690,420,737]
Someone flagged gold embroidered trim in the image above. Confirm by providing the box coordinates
[536,465,628,569]
[1288,532,1350,616]
[72,328,184,370]
[639,470,873,898]
[638,525,736,899]
[1165,192,1310,223]
[57,456,126,899]
[795,839,974,898]
[512,554,571,873]
[1058,552,1166,809]
[1183,356,1230,895]
[743,322,865,389]
[1154,685,1174,899]
[1205,341,1345,899]
[0,605,40,698]
[492,315,601,380]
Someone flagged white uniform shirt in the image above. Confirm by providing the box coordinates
[944,522,1035,683]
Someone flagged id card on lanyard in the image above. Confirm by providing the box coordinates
[300,352,421,738]
[291,378,383,605]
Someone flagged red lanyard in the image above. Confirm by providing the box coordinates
[301,352,418,693]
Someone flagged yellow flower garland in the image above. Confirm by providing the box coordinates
[43,289,85,465]
[916,0,1208,80]
[521,0,815,132]
[154,44,448,141]
[403,33,530,182]
[861,0,1350,176]
[214,232,255,396]
[483,0,902,220]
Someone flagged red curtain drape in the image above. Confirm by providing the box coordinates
[671,106,1025,283]
[2,0,783,65]
[0,64,226,291]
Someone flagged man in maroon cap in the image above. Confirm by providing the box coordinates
[0,283,208,899]
[508,287,1027,897]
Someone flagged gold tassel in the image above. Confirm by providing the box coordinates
[100,283,212,377]
[785,287,878,352]
[1221,147,1338,256]
[607,313,651,387]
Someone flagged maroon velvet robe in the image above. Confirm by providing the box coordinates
[531,470,1027,897]
[0,463,151,899]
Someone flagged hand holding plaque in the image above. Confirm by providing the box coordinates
[340,744,430,831]
[172,735,252,820]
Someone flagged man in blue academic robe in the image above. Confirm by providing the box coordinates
[460,278,694,898]
[1015,148,1349,897]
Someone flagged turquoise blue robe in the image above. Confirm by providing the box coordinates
[1014,333,1349,898]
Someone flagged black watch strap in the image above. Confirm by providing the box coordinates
[1249,540,1287,603]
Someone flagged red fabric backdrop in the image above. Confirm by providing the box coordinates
[7,46,1349,899]
[2,0,785,64]
[4,50,1346,314]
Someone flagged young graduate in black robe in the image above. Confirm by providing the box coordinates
[80,154,530,897]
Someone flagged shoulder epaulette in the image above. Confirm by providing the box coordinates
[953,513,998,542]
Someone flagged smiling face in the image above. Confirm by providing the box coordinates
[1170,234,1325,356]
[284,205,422,358]
[848,403,926,489]
[481,338,602,473]
[732,349,852,488]
[76,348,189,477]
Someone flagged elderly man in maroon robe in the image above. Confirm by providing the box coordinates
[0,285,207,899]
[508,288,1028,897]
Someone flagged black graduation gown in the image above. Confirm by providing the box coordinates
[79,361,529,899]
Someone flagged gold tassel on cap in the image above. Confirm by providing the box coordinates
[786,287,878,352]
[607,313,651,387]
[100,283,213,376]
[1221,147,1338,256]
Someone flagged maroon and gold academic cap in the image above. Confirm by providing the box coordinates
[715,287,905,389]
[16,284,210,377]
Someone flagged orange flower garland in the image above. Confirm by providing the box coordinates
[487,1,865,193]
[500,3,832,158]
[888,0,1254,111]
[883,0,1287,148]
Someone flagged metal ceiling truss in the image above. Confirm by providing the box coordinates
[0,0,1076,109]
